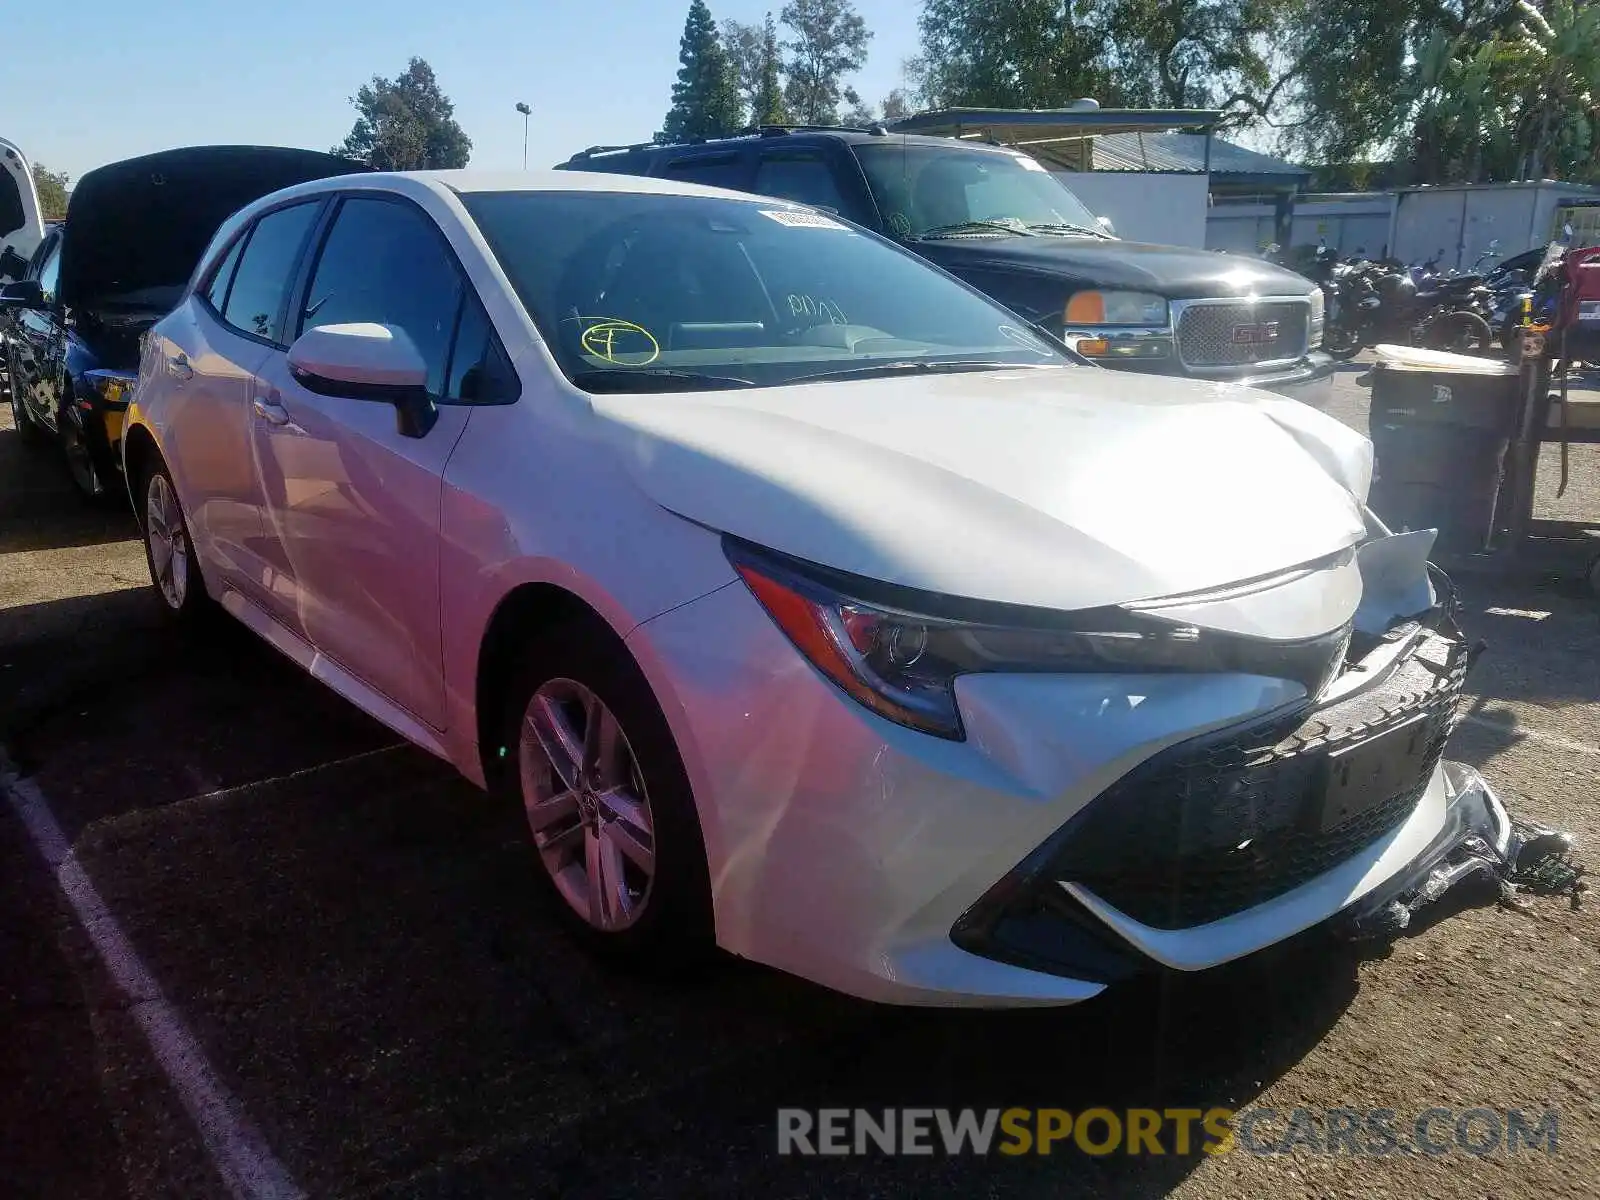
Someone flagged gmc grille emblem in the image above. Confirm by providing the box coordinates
[1232,321,1281,344]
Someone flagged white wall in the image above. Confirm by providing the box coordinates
[1057,173,1209,248]
[1388,184,1600,270]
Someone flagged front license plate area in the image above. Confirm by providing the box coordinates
[1315,714,1432,832]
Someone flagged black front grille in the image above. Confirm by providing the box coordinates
[1042,629,1468,930]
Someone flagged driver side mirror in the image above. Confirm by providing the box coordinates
[286,322,438,439]
[0,278,45,310]
[1096,215,1116,237]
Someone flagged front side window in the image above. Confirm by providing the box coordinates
[854,143,1102,239]
[460,190,1067,392]
[223,202,321,343]
[299,197,463,397]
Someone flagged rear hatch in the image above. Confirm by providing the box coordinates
[58,145,369,313]
[1,137,46,277]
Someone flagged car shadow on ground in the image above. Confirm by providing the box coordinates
[71,742,1368,1198]
[2,585,1375,1198]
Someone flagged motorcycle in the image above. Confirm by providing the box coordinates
[1315,241,1495,359]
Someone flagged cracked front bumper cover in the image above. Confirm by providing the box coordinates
[1330,761,1564,940]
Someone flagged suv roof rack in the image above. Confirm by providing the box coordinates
[565,123,891,162]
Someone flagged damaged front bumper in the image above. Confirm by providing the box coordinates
[952,528,1571,986]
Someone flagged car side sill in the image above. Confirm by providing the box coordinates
[218,586,452,763]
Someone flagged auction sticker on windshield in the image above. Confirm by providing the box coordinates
[760,209,848,230]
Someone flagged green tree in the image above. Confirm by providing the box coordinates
[914,0,1119,110]
[753,14,791,124]
[335,57,471,169]
[725,12,790,125]
[880,87,914,120]
[781,0,873,125]
[662,0,743,142]
[31,163,70,220]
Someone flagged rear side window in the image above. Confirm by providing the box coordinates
[299,197,464,398]
[754,152,846,213]
[661,155,751,191]
[222,202,321,344]
[203,236,246,312]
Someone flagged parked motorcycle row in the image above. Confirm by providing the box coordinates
[1302,241,1514,360]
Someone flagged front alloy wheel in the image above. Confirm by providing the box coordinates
[519,679,657,932]
[500,629,714,966]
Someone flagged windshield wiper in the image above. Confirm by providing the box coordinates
[571,368,757,393]
[916,220,1035,239]
[1026,222,1110,238]
[788,360,1059,384]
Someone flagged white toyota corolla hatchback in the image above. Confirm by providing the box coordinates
[124,169,1511,1006]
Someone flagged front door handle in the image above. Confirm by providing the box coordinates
[251,396,290,426]
[168,353,194,382]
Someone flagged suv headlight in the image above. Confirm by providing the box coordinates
[1064,290,1170,327]
[727,539,1353,739]
[1309,289,1326,348]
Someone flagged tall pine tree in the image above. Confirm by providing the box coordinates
[753,13,788,125]
[660,0,742,143]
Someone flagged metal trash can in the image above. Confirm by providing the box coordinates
[1366,345,1520,552]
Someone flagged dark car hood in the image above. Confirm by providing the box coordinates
[912,235,1316,299]
[59,146,369,310]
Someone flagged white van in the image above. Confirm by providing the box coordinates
[1,137,47,280]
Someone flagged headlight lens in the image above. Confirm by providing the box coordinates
[727,540,1353,739]
[1309,289,1326,347]
[1064,290,1169,327]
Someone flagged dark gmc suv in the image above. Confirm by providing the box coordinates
[558,127,1334,405]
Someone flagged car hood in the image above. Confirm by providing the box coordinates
[914,235,1316,300]
[592,366,1372,612]
[58,146,369,310]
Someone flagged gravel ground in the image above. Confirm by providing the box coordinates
[2,363,1598,1199]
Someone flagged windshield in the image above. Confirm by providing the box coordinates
[853,143,1102,239]
[460,190,1069,391]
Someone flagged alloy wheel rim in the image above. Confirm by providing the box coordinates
[518,678,657,932]
[145,473,189,610]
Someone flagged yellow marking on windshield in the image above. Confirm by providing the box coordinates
[579,318,661,366]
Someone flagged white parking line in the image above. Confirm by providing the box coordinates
[0,755,305,1200]
[1463,713,1600,756]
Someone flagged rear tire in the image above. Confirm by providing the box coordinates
[138,454,215,626]
[496,624,714,969]
[1418,310,1493,354]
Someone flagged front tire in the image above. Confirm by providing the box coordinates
[139,456,213,625]
[1324,325,1363,360]
[5,348,44,444]
[59,400,113,503]
[498,626,714,966]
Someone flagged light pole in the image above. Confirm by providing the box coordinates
[515,102,531,169]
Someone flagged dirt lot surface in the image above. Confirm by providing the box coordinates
[2,359,1598,1199]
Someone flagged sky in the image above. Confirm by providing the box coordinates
[0,0,922,184]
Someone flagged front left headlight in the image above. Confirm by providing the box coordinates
[727,539,1352,740]
[1309,288,1326,348]
[1064,290,1170,327]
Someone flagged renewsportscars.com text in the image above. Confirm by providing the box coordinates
[776,1107,1559,1157]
